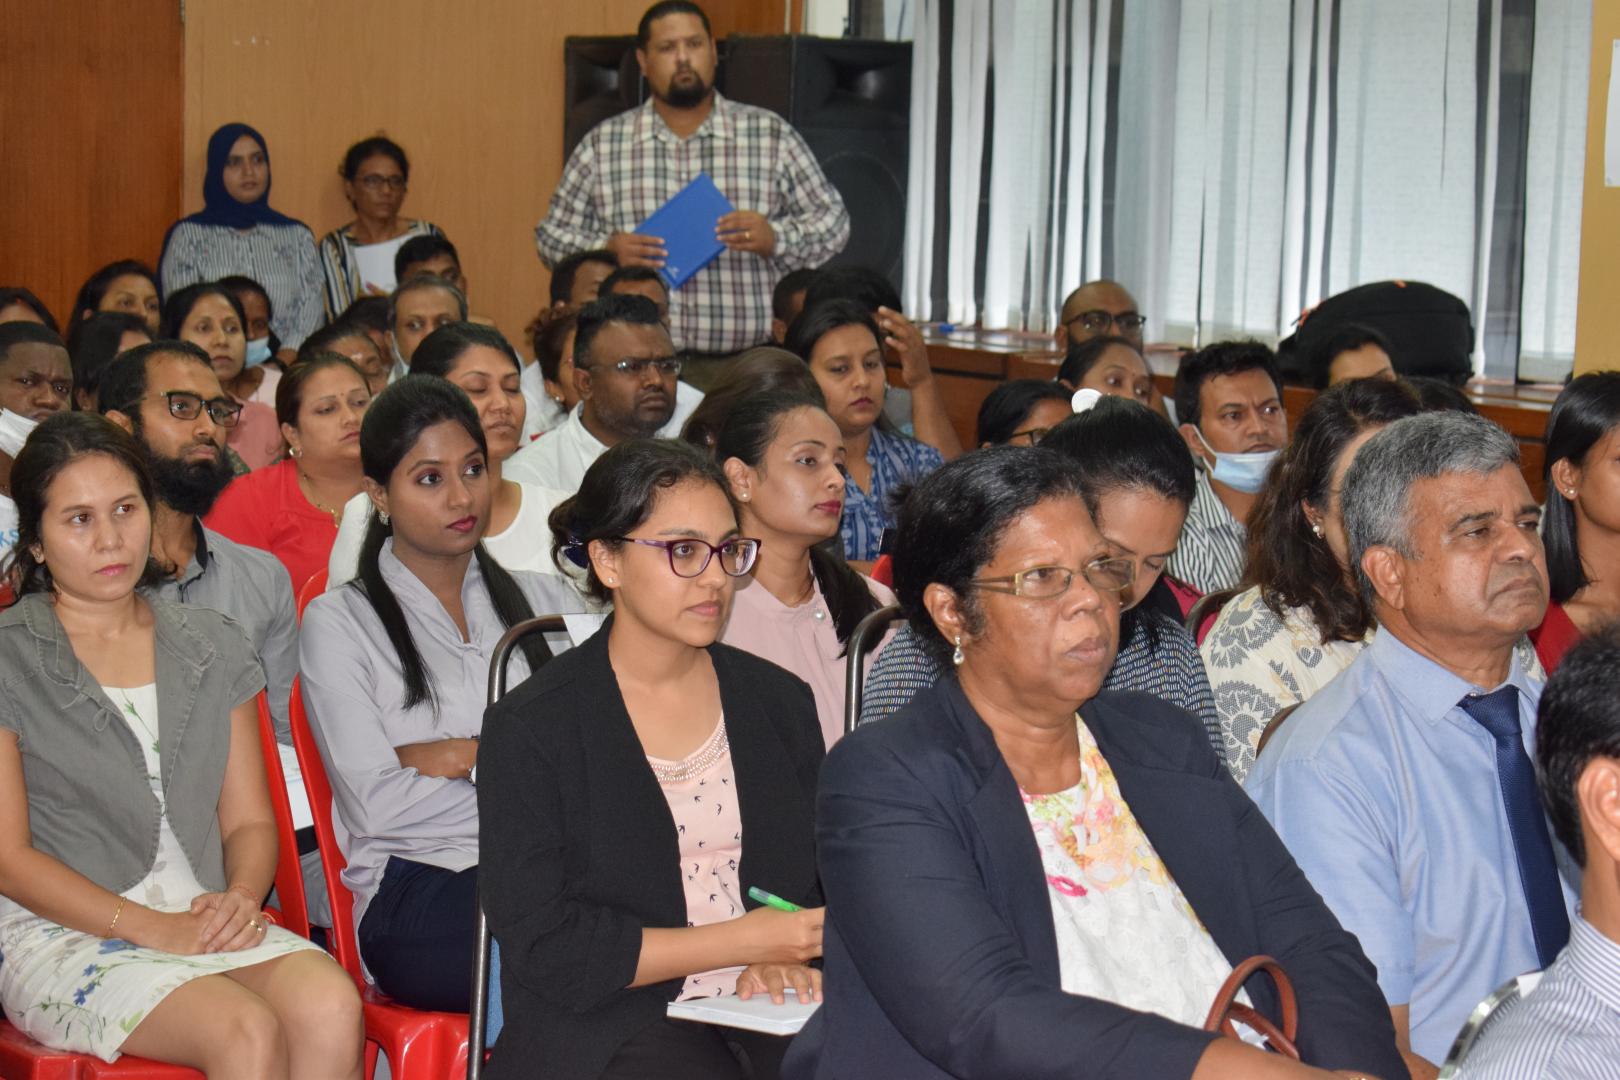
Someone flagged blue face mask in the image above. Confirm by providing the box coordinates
[244,337,273,367]
[1195,429,1279,494]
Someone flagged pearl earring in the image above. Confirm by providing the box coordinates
[952,636,964,666]
[739,491,750,501]
[1566,489,1577,498]
[1311,522,1324,539]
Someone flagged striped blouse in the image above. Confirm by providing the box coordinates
[317,219,443,316]
[160,220,325,351]
[859,612,1222,754]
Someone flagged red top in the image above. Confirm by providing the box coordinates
[204,458,337,594]
[1529,600,1582,675]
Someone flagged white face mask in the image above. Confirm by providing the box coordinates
[245,337,273,367]
[0,409,38,458]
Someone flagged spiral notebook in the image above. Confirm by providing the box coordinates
[636,172,735,291]
[665,993,820,1036]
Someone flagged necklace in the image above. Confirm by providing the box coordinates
[298,469,344,527]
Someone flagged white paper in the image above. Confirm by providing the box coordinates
[1606,41,1620,186]
[666,993,820,1036]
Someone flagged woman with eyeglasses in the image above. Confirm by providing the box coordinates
[974,379,1075,448]
[205,355,372,592]
[317,136,445,315]
[300,376,585,1019]
[715,389,894,747]
[782,447,1405,1080]
[478,439,825,1080]
[164,282,284,469]
[861,397,1217,752]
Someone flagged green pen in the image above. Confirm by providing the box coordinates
[748,886,803,912]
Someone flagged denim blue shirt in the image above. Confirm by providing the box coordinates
[840,426,943,562]
[1245,628,1579,1063]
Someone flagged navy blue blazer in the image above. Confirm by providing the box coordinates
[782,676,1404,1080]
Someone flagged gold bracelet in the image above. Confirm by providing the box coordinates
[106,897,127,938]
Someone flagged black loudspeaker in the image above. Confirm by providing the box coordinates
[721,36,911,288]
[563,36,646,158]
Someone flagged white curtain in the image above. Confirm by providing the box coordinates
[902,0,1590,380]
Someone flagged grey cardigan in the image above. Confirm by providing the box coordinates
[0,593,265,893]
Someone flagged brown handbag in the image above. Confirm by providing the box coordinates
[1202,955,1301,1060]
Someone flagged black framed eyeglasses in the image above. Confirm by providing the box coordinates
[617,536,761,578]
[150,391,243,428]
[1065,310,1147,335]
[966,556,1136,599]
[1008,426,1053,445]
[358,175,407,193]
[597,356,682,378]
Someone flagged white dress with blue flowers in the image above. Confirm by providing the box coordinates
[0,684,320,1061]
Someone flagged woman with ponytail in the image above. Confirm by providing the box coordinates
[715,388,894,747]
[297,375,586,1016]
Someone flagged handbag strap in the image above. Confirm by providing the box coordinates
[1202,954,1300,1060]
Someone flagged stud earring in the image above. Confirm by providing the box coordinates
[739,491,750,501]
[952,635,964,666]
[1566,489,1577,498]
[1311,522,1324,539]
[378,510,390,525]
[290,445,302,459]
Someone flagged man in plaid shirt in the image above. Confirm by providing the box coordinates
[535,0,850,370]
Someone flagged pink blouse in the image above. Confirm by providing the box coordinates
[648,717,744,1000]
[720,573,896,748]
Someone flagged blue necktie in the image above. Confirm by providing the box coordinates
[1459,685,1570,968]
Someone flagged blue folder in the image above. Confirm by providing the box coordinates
[636,173,736,291]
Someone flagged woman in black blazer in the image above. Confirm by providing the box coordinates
[781,448,1406,1080]
[478,440,825,1080]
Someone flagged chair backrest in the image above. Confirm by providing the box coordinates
[256,691,310,939]
[295,568,330,622]
[467,615,568,1080]
[843,604,904,736]
[1186,586,1240,646]
[287,674,365,984]
[1439,969,1545,1076]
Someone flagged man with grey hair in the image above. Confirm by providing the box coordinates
[1246,411,1575,1078]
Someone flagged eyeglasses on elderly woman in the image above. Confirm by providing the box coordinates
[965,555,1136,599]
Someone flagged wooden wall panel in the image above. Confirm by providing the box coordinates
[0,1,184,328]
[1574,1,1620,375]
[181,0,787,349]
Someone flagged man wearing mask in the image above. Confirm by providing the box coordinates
[0,322,72,572]
[97,341,299,745]
[534,0,849,388]
[505,295,678,493]
[1168,340,1287,593]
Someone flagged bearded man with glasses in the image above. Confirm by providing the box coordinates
[97,340,299,746]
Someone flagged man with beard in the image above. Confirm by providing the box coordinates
[98,341,299,744]
[534,1,849,388]
[505,295,677,493]
[1248,412,1573,1078]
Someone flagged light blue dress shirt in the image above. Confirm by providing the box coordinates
[1245,628,1579,1063]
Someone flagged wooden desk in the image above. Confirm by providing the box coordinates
[913,329,1557,500]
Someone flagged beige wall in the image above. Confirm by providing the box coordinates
[182,0,787,349]
[1575,3,1620,374]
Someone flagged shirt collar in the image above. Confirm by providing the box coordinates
[568,405,611,455]
[634,91,733,144]
[1563,914,1620,1016]
[1368,626,1537,725]
[378,538,492,643]
[1188,470,1238,531]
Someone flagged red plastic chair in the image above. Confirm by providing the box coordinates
[869,554,894,589]
[294,569,329,622]
[289,677,470,1080]
[256,692,310,938]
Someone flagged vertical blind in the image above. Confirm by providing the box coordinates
[900,0,1590,380]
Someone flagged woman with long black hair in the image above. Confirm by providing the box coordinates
[298,376,585,1014]
[1534,371,1620,672]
